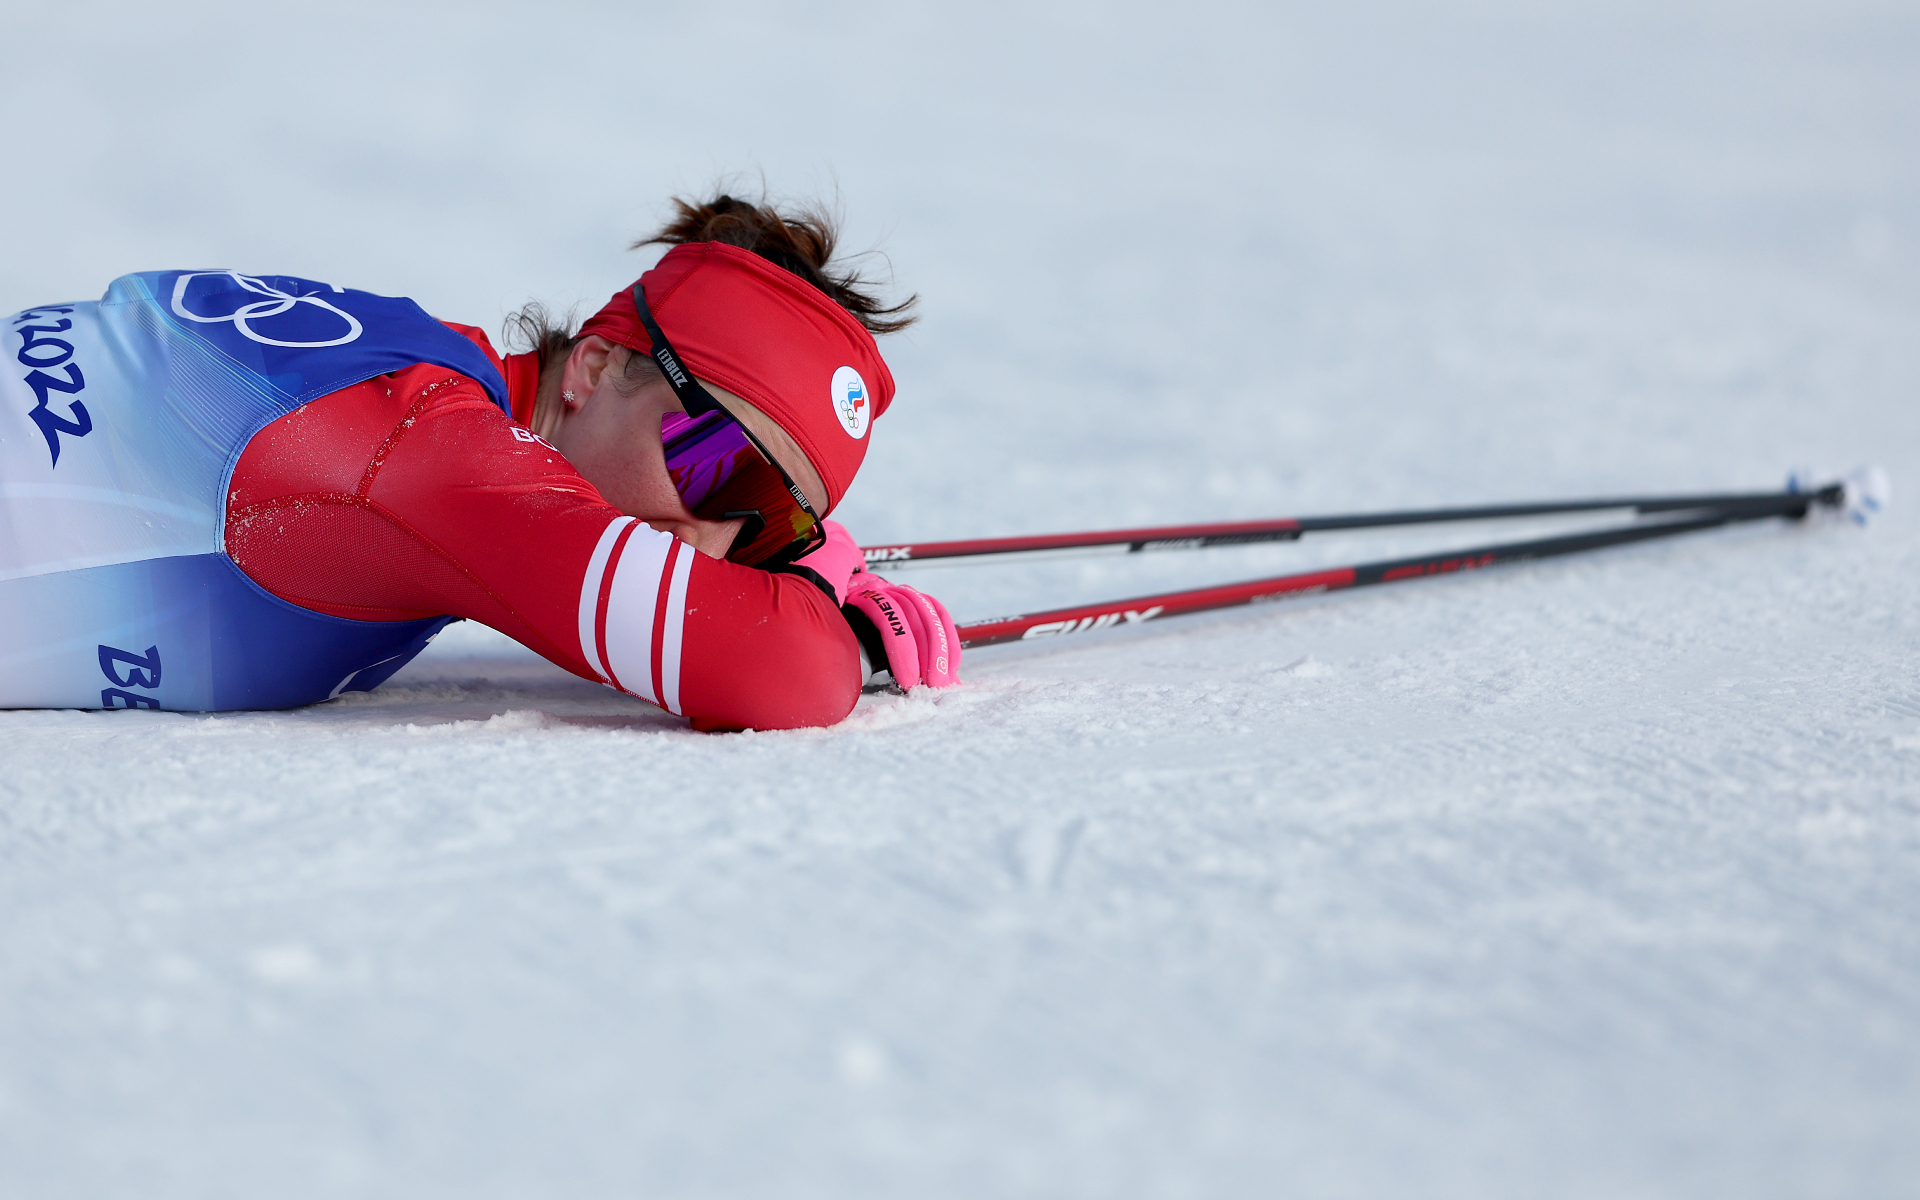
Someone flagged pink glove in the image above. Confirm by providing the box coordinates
[845,572,961,689]
[791,520,868,604]
[795,522,960,689]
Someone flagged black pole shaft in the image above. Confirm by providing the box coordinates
[1281,487,1833,535]
[1343,503,1809,586]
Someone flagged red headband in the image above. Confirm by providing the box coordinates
[577,241,894,511]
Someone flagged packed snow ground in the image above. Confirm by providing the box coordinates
[4,2,1919,1197]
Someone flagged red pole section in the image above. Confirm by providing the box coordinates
[958,567,1356,648]
[863,517,1304,565]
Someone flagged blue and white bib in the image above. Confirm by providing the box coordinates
[0,270,508,711]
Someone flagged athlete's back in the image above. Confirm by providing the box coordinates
[2,272,864,727]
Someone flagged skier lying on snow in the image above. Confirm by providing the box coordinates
[0,194,959,731]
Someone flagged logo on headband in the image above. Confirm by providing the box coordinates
[830,366,870,439]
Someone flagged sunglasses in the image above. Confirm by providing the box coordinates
[634,284,826,568]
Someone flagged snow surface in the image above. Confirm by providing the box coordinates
[4,1,1919,1196]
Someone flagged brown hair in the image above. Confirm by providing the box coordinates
[506,192,916,435]
[638,194,917,335]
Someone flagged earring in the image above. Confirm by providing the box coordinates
[563,390,577,404]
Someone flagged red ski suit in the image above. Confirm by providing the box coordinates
[224,325,863,730]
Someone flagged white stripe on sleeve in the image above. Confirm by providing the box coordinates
[577,516,636,683]
[658,540,696,716]
[598,523,676,706]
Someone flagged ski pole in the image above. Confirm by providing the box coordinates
[955,491,1840,649]
[866,485,1838,566]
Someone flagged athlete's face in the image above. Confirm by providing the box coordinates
[548,337,825,560]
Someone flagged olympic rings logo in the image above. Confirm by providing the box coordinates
[169,272,364,348]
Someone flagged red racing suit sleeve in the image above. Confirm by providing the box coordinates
[226,362,863,730]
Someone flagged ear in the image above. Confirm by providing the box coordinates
[557,335,620,411]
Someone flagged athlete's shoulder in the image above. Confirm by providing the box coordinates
[307,361,517,449]
[437,321,507,377]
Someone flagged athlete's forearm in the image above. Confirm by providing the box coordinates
[571,515,863,729]
[680,557,865,730]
